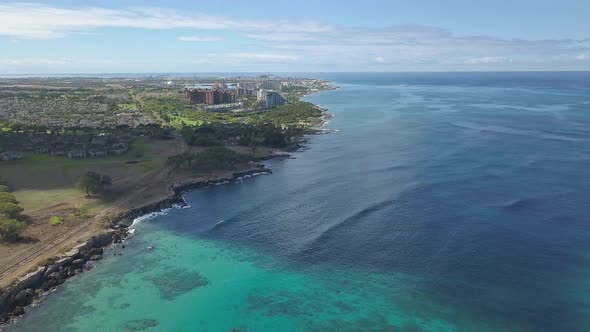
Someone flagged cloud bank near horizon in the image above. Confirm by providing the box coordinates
[0,2,588,73]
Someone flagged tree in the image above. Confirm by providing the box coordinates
[0,193,18,204]
[77,171,112,197]
[0,217,25,241]
[0,185,9,192]
[249,136,264,158]
[0,203,24,218]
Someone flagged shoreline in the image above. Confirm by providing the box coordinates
[0,163,274,327]
[0,85,336,327]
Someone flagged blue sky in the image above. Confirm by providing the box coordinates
[0,0,589,73]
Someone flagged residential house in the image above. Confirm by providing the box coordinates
[88,150,108,157]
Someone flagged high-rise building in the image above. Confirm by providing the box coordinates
[184,88,235,105]
[262,80,282,91]
[265,91,287,108]
[257,90,287,108]
[237,82,258,90]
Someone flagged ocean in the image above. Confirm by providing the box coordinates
[9,72,590,331]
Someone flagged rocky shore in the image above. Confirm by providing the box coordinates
[0,164,272,327]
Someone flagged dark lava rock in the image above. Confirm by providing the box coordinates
[113,234,123,243]
[13,306,25,316]
[71,259,85,266]
[14,289,33,307]
[58,269,69,279]
[89,255,103,261]
[84,261,97,271]
[43,264,60,278]
[74,269,83,275]
[41,279,57,290]
[47,272,60,280]
[88,248,104,256]
[117,219,134,228]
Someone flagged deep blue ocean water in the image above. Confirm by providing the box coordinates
[10,72,590,331]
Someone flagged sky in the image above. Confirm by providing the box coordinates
[0,0,589,74]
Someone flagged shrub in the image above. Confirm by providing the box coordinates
[0,203,24,218]
[0,192,18,204]
[0,185,10,192]
[49,216,64,225]
[0,217,25,241]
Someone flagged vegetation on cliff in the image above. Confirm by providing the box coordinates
[167,146,250,173]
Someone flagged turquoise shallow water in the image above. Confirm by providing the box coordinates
[9,72,590,331]
[12,221,454,331]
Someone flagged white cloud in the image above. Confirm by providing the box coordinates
[0,3,331,39]
[0,3,588,71]
[465,56,512,64]
[176,36,223,42]
[227,53,298,61]
[242,32,315,42]
[266,25,588,69]
[0,57,73,65]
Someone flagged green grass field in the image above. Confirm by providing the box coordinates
[0,138,173,214]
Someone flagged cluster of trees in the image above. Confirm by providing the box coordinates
[181,123,305,149]
[260,101,322,125]
[0,176,26,242]
[167,146,250,173]
[76,171,112,197]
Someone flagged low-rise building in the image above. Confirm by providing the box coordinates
[88,150,108,157]
[262,80,282,91]
[67,149,87,159]
[0,151,24,161]
[50,149,65,157]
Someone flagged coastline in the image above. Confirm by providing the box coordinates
[0,85,336,327]
[0,164,274,327]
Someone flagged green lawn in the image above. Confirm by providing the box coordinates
[170,115,203,127]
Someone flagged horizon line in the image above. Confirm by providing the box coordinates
[1,70,590,79]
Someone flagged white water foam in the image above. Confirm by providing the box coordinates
[130,209,172,228]
[129,173,270,229]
